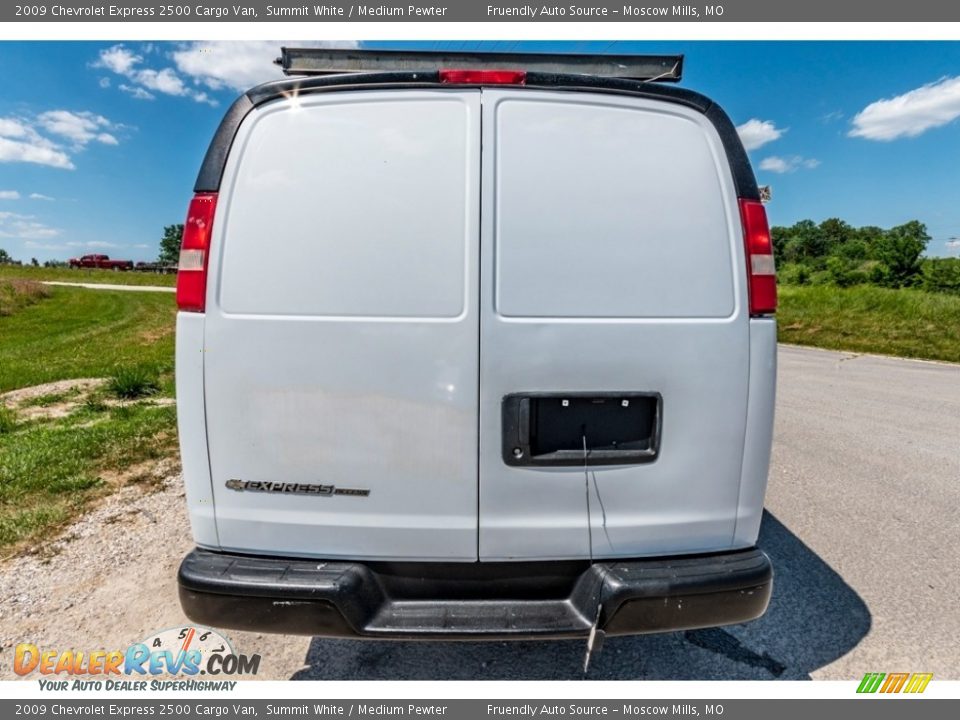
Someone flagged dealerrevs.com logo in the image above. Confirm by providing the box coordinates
[857,672,933,694]
[14,626,260,690]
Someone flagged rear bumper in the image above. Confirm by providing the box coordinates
[178,547,772,639]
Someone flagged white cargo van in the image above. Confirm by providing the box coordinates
[175,49,777,640]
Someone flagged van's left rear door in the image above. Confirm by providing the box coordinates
[203,90,481,560]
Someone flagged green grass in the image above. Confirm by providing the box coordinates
[21,390,76,408]
[0,286,176,393]
[0,403,177,549]
[0,406,16,434]
[0,282,179,552]
[778,285,960,363]
[0,265,177,287]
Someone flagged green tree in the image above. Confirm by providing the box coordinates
[875,221,930,287]
[0,248,12,264]
[819,218,854,255]
[774,219,824,264]
[158,224,184,265]
[855,226,885,258]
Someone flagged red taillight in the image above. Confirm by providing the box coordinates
[738,198,777,316]
[439,69,526,85]
[176,192,218,312]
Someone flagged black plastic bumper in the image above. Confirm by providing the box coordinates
[178,547,772,639]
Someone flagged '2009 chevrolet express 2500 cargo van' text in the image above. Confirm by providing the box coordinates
[174,49,778,642]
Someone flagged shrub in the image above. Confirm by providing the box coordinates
[921,258,960,295]
[808,269,833,286]
[820,256,868,288]
[868,263,892,286]
[107,366,160,400]
[83,396,109,413]
[777,262,811,286]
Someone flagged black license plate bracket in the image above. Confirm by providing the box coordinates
[501,392,662,467]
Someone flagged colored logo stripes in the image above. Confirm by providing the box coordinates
[857,672,933,694]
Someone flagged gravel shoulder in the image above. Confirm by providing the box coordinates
[40,282,175,293]
[0,463,311,681]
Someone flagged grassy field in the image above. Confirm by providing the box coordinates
[0,280,178,552]
[0,264,177,287]
[778,285,960,363]
[0,283,176,393]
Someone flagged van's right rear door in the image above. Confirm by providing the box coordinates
[478,89,752,561]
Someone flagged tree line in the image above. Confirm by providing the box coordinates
[772,218,960,294]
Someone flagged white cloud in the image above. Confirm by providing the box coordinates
[759,155,821,174]
[736,119,786,151]
[95,44,217,105]
[22,242,68,251]
[21,239,125,251]
[850,76,960,141]
[97,42,359,104]
[134,67,187,96]
[99,77,111,89]
[37,110,119,148]
[0,110,120,170]
[29,193,54,201]
[171,41,287,92]
[0,190,20,200]
[119,84,155,101]
[0,134,74,170]
[97,45,141,75]
[0,212,61,240]
[171,40,359,93]
[946,238,960,250]
[759,157,790,173]
[0,118,29,138]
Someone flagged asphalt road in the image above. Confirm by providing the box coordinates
[286,345,960,680]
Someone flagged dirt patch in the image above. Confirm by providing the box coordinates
[0,461,312,680]
[138,325,174,344]
[0,379,174,422]
[1,378,105,409]
[97,459,177,490]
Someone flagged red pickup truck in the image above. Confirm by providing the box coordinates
[68,254,134,271]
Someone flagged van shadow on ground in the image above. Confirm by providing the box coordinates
[290,511,870,680]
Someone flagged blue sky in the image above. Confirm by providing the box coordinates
[2,40,960,262]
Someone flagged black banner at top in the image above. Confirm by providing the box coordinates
[5,0,960,23]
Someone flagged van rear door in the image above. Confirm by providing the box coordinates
[478,89,750,560]
[203,90,481,560]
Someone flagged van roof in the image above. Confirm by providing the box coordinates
[193,62,759,202]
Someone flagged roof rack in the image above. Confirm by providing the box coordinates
[277,48,683,83]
